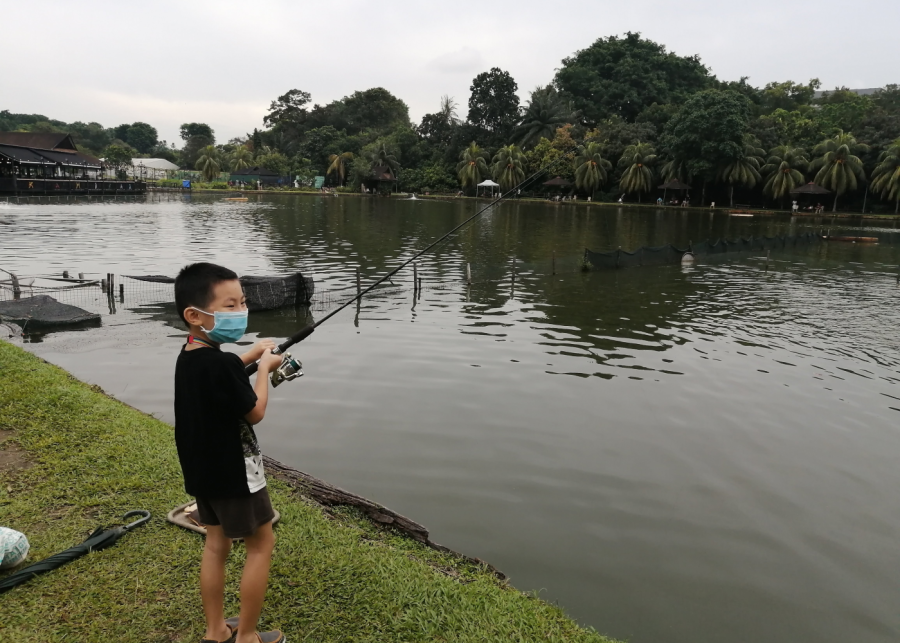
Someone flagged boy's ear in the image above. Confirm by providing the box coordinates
[183,307,203,327]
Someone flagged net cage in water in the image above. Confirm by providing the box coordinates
[125,272,315,312]
[584,233,822,270]
[0,294,101,327]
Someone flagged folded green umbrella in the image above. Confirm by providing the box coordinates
[0,510,150,594]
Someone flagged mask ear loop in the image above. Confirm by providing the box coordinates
[190,307,216,333]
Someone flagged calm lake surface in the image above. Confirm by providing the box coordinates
[3,194,900,643]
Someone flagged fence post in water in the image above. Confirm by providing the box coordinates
[63,270,69,279]
[101,278,107,292]
[9,272,21,300]
[78,272,84,280]
[615,246,621,269]
[413,263,418,294]
[356,269,361,296]
[466,262,472,285]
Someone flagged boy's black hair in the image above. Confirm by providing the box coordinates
[174,262,239,327]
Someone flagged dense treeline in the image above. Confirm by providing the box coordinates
[3,32,899,211]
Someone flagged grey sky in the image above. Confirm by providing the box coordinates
[2,0,896,146]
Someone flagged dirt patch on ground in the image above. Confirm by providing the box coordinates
[0,428,32,474]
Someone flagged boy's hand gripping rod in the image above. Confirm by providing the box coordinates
[246,149,577,378]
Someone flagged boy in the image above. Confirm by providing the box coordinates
[174,262,286,643]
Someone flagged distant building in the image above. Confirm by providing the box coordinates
[0,132,103,180]
[813,88,882,99]
[130,158,179,180]
[363,165,398,193]
[0,132,143,196]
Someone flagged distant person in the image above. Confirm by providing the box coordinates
[173,262,286,643]
[657,197,663,206]
[710,201,715,209]
[618,195,624,204]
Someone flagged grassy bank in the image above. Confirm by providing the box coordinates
[0,341,613,642]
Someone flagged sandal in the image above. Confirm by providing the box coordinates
[200,621,236,643]
[222,618,285,643]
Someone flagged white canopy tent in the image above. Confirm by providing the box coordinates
[130,158,179,180]
[477,179,500,197]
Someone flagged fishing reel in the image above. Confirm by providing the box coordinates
[271,351,303,388]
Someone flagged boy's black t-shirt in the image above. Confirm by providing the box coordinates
[174,346,259,498]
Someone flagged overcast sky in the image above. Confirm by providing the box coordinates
[2,0,896,146]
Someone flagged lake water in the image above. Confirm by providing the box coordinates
[3,194,900,643]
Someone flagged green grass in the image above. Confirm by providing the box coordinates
[0,342,615,643]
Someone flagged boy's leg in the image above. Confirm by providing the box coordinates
[235,520,275,643]
[201,525,233,642]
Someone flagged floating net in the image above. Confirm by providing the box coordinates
[124,272,315,311]
[0,294,100,327]
[584,233,822,270]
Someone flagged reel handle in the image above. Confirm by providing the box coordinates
[245,324,315,375]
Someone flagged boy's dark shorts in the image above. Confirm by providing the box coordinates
[195,487,275,539]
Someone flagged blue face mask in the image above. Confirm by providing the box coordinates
[192,307,248,344]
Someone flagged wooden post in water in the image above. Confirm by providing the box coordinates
[119,283,124,302]
[9,272,21,300]
[78,272,84,280]
[466,262,471,285]
[356,269,361,296]
[413,263,418,294]
[101,278,107,292]
[63,270,69,279]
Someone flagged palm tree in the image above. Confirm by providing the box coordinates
[872,139,900,213]
[761,146,809,207]
[194,145,221,182]
[229,146,253,173]
[327,151,354,186]
[439,95,460,126]
[618,141,657,202]
[810,130,868,211]
[456,142,489,191]
[718,140,766,207]
[574,142,612,199]
[660,157,693,184]
[491,144,526,191]
[369,143,400,177]
[513,86,577,149]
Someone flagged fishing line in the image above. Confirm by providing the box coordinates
[246,143,580,375]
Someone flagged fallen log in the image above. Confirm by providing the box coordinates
[262,455,506,579]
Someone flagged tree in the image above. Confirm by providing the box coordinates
[255,151,290,176]
[368,142,400,176]
[113,122,158,154]
[194,145,221,182]
[514,86,576,149]
[761,145,809,206]
[418,96,461,146]
[467,68,520,137]
[457,142,489,191]
[327,152,354,186]
[102,144,136,179]
[341,88,410,134]
[523,125,578,181]
[491,144,526,191]
[871,139,900,213]
[661,89,753,203]
[263,89,311,129]
[718,138,766,206]
[554,32,712,124]
[574,142,612,198]
[180,123,215,143]
[618,141,657,201]
[660,157,693,183]
[229,146,253,172]
[759,80,821,114]
[810,130,868,211]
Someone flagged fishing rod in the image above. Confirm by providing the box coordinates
[251,145,579,382]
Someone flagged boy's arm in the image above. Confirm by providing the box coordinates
[244,349,283,425]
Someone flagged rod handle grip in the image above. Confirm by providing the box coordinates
[245,325,316,375]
